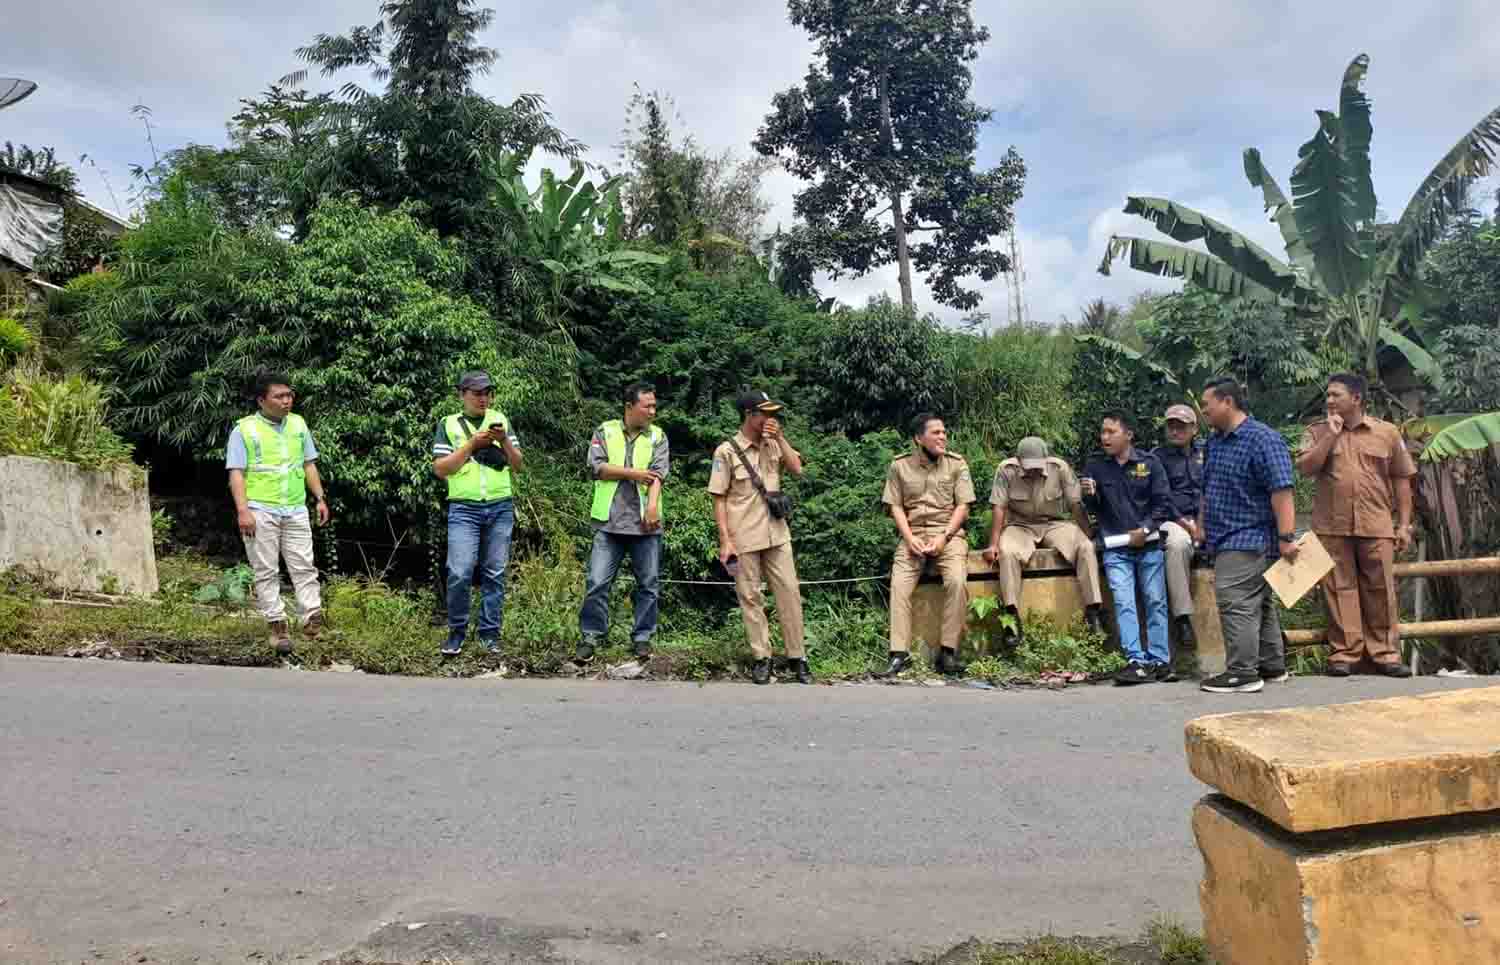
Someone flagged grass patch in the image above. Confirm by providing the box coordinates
[964,614,1125,684]
[1145,917,1211,965]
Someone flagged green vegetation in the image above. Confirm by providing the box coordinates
[3,4,1496,677]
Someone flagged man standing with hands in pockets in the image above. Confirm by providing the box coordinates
[708,391,810,685]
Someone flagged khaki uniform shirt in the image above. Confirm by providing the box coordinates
[1300,416,1416,538]
[881,450,976,535]
[990,456,1082,534]
[708,431,790,553]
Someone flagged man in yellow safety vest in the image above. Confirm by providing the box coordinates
[576,382,669,663]
[431,370,524,656]
[225,371,330,655]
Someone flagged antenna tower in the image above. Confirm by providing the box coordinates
[1005,226,1029,327]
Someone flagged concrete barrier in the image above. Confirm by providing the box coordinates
[910,548,1225,674]
[0,455,158,595]
[1186,689,1500,964]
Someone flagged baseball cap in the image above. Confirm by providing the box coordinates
[458,371,494,391]
[1017,436,1049,471]
[1164,403,1198,425]
[735,390,784,415]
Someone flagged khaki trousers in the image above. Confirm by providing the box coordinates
[242,509,322,623]
[1160,520,1196,619]
[734,542,805,660]
[1320,535,1400,667]
[997,522,1101,608]
[889,535,968,652]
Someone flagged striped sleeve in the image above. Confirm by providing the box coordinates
[432,419,454,457]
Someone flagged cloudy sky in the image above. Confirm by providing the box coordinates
[5,0,1500,325]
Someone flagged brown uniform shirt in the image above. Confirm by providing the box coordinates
[1300,416,1416,538]
[708,431,790,553]
[989,456,1082,530]
[881,450,976,534]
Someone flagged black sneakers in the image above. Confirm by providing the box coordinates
[1114,661,1153,686]
[789,658,814,685]
[751,658,772,685]
[1200,670,1265,693]
[1151,662,1179,683]
[1260,666,1290,683]
[574,639,596,663]
[883,651,911,677]
[632,639,653,659]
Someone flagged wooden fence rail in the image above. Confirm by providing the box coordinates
[1286,556,1500,647]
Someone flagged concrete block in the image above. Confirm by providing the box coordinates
[1195,794,1500,965]
[1187,689,1500,833]
[0,455,158,595]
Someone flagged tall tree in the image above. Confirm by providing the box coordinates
[286,0,582,238]
[753,0,1026,311]
[0,142,78,193]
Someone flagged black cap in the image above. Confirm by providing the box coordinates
[735,390,784,415]
[458,370,494,391]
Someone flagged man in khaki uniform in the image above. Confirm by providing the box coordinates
[709,390,811,685]
[882,413,976,677]
[983,436,1105,638]
[1296,372,1416,678]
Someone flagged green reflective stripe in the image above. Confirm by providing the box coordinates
[444,410,512,502]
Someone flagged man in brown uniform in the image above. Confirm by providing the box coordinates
[983,436,1105,638]
[1296,372,1416,678]
[882,413,976,677]
[709,390,811,685]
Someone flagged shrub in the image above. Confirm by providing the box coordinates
[0,316,34,363]
[0,364,137,471]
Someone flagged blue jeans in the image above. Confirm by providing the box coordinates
[579,530,661,644]
[446,500,515,641]
[1102,545,1171,665]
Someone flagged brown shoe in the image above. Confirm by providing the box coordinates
[269,620,293,656]
[302,611,323,640]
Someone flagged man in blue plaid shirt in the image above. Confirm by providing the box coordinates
[1197,378,1301,693]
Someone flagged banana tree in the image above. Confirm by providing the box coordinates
[488,151,667,309]
[1099,54,1500,405]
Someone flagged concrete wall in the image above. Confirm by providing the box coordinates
[0,455,158,595]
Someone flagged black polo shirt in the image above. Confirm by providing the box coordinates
[1152,441,1205,519]
[1082,447,1174,541]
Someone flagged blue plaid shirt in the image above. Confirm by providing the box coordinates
[1202,416,1294,558]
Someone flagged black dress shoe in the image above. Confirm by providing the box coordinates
[936,647,965,676]
[791,658,813,684]
[575,640,596,663]
[1380,661,1413,678]
[751,658,772,685]
[1327,663,1352,677]
[1084,605,1106,636]
[884,651,911,677]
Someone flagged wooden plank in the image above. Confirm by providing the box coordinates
[1393,557,1500,578]
[1284,616,1500,646]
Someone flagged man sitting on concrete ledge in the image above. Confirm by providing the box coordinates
[1152,403,1206,648]
[983,435,1104,645]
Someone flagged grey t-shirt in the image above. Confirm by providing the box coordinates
[588,423,670,535]
[225,414,319,517]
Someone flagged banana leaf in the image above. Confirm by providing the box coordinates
[1338,54,1377,224]
[1119,197,1315,303]
[1378,323,1445,392]
[1072,333,1180,384]
[1098,236,1283,304]
[1371,105,1500,317]
[1243,148,1317,276]
[1419,412,1500,463]
[1291,111,1369,298]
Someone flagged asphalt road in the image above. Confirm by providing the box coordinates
[3,655,1495,965]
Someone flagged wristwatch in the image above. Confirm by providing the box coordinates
[1277,532,1297,544]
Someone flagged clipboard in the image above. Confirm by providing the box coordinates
[1263,531,1335,608]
